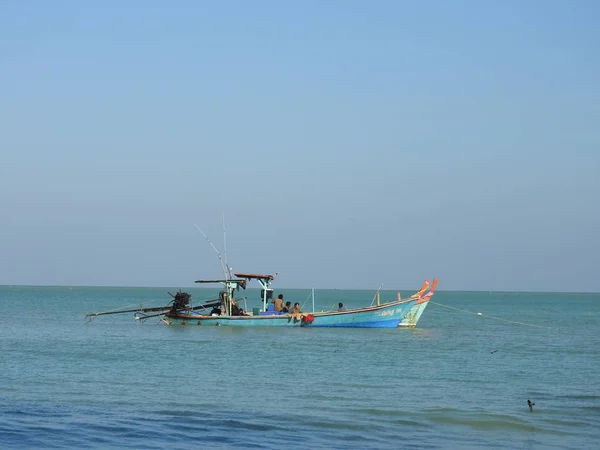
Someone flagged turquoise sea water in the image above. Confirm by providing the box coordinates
[1,286,599,449]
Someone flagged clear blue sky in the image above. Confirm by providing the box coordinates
[1,1,598,291]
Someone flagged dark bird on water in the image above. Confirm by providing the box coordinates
[527,400,535,412]
[490,349,498,354]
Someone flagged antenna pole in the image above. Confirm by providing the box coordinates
[222,213,231,279]
[194,223,228,280]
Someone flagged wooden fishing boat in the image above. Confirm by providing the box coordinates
[85,273,438,328]
[85,222,437,328]
[159,273,438,328]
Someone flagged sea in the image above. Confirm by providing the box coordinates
[0,286,598,449]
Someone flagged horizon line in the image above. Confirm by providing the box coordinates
[0,283,598,295]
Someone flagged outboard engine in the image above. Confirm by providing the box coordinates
[171,291,191,312]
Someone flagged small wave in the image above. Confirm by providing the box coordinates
[557,394,600,401]
[429,414,541,432]
[302,419,379,432]
[391,419,429,428]
[346,407,430,427]
[349,407,415,417]
[151,409,206,418]
[219,419,275,432]
[545,418,590,429]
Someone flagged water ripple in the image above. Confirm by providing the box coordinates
[1,288,600,449]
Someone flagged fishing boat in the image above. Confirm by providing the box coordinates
[156,273,436,328]
[84,224,437,328]
[85,273,438,328]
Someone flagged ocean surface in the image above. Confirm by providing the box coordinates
[1,286,599,449]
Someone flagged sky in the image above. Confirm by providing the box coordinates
[1,0,599,292]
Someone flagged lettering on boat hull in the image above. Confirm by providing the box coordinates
[380,308,403,317]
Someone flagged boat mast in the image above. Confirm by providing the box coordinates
[222,213,232,280]
[222,214,233,315]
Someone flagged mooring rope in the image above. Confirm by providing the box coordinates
[430,301,553,329]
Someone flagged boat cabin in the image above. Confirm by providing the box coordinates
[194,272,276,315]
[234,273,276,313]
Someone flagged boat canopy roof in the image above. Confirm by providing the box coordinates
[234,273,275,281]
[194,279,247,288]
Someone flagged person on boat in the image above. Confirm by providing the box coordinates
[338,302,347,312]
[281,301,291,313]
[273,294,285,312]
[219,291,230,315]
[231,300,241,316]
[288,302,302,320]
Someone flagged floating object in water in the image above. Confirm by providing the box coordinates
[490,349,498,354]
[477,312,483,316]
[527,399,535,412]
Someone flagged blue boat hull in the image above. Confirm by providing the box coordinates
[162,297,420,328]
